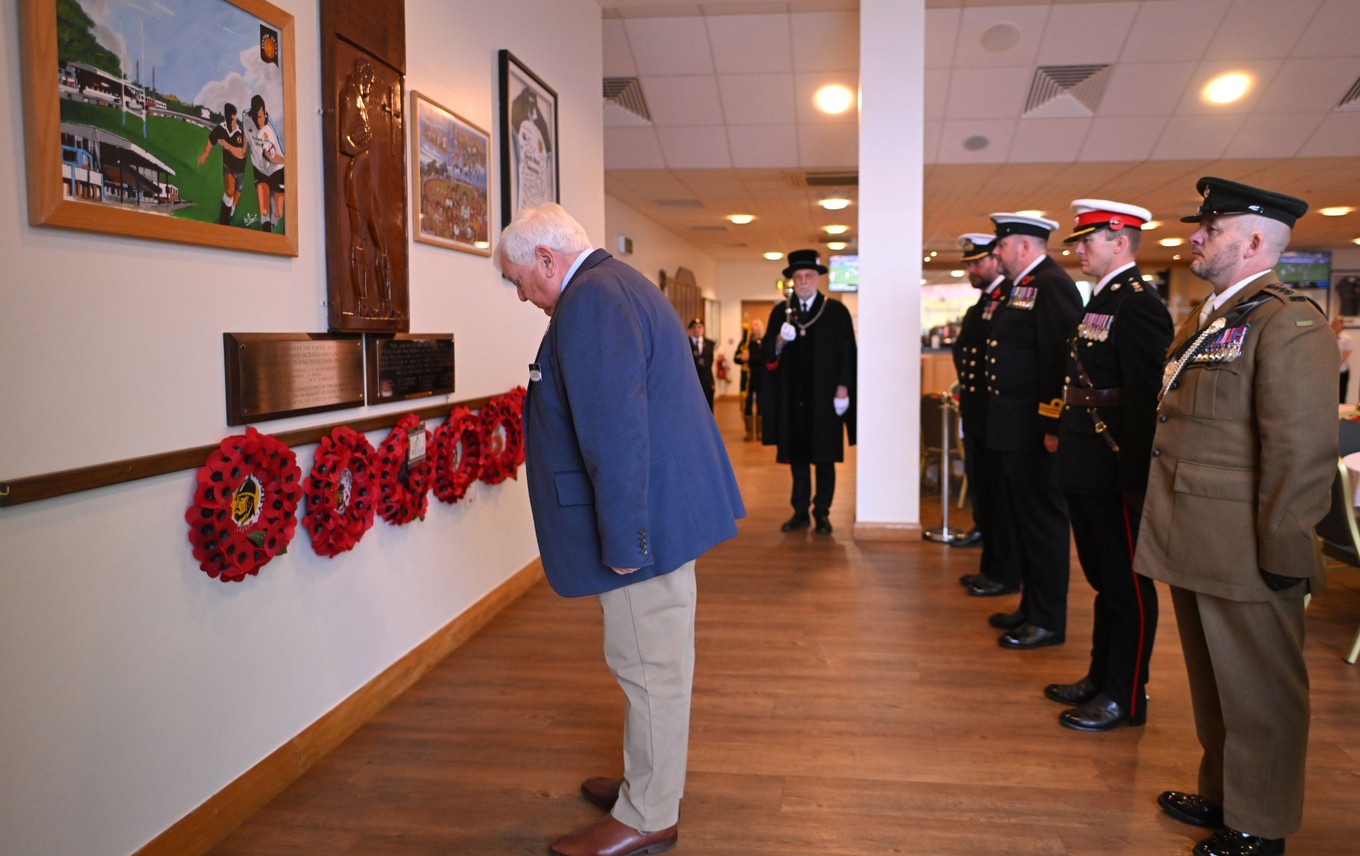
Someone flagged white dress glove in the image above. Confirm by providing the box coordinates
[780,322,797,342]
[833,396,849,416]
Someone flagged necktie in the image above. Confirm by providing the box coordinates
[1198,297,1214,327]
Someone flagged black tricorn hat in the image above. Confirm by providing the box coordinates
[782,248,828,278]
[1180,176,1308,228]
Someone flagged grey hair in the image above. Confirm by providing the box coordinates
[493,203,592,271]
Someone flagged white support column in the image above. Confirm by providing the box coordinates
[854,0,925,539]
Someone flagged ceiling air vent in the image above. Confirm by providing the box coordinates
[806,171,859,187]
[655,199,703,208]
[1338,75,1360,111]
[604,77,652,127]
[1024,64,1110,118]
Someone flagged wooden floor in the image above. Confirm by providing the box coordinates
[211,400,1360,855]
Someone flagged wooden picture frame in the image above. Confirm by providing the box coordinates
[411,91,491,256]
[19,0,298,256]
[497,50,558,230]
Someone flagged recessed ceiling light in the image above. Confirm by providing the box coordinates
[1143,220,1162,230]
[963,135,990,151]
[1016,209,1045,218]
[824,224,849,235]
[979,22,1021,53]
[727,214,755,225]
[827,241,848,251]
[1061,249,1070,256]
[929,251,938,257]
[764,251,784,260]
[950,270,966,278]
[819,197,851,211]
[1320,206,1355,217]
[1160,237,1185,247]
[1352,238,1360,246]
[814,84,855,115]
[1173,254,1182,260]
[1203,72,1252,105]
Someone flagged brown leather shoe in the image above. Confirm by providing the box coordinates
[549,814,678,856]
[580,776,623,810]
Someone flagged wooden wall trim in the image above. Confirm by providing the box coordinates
[132,559,544,856]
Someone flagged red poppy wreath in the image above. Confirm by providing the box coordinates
[303,426,377,557]
[375,413,432,525]
[431,406,483,504]
[478,388,525,485]
[185,427,302,583]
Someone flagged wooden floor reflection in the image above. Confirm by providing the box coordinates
[211,398,1360,855]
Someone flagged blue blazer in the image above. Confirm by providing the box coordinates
[523,250,746,597]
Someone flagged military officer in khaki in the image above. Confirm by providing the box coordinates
[1136,178,1336,856]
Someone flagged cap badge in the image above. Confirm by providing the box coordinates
[1109,216,1123,230]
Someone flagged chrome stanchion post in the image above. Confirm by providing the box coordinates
[924,391,966,543]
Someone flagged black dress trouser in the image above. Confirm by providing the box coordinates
[993,448,1069,633]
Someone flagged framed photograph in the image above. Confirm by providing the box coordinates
[410,92,491,256]
[1333,271,1360,322]
[497,50,558,230]
[19,0,297,256]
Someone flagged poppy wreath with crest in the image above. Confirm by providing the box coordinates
[303,425,377,557]
[374,413,432,525]
[431,406,484,504]
[185,427,301,583]
[478,387,525,485]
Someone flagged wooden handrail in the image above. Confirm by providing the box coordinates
[0,394,500,508]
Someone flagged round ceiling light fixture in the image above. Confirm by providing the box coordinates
[819,197,852,211]
[827,241,848,251]
[823,224,849,235]
[1159,237,1185,247]
[1319,206,1355,217]
[727,213,755,224]
[764,251,784,260]
[814,84,855,115]
[1203,72,1252,105]
[979,22,1021,53]
[963,134,990,152]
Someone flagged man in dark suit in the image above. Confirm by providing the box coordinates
[953,233,1021,600]
[495,203,746,856]
[1045,199,1173,731]
[982,213,1083,647]
[687,318,716,410]
[761,248,857,535]
[1137,178,1334,856]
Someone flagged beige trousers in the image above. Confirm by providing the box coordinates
[598,560,697,832]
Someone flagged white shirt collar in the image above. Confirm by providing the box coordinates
[1013,254,1046,283]
[560,248,595,293]
[1093,261,1137,298]
[1209,269,1272,313]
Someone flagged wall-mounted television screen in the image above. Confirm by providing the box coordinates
[829,254,859,292]
[1275,250,1330,288]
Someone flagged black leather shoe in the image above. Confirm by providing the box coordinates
[949,528,983,548]
[988,609,1026,630]
[968,578,1020,597]
[813,514,833,534]
[780,513,810,532]
[959,572,986,587]
[1059,693,1145,731]
[1044,676,1099,705]
[998,623,1064,649]
[1193,828,1284,856]
[1158,791,1224,829]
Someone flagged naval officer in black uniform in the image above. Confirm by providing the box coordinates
[952,233,1021,596]
[1045,200,1173,730]
[984,213,1083,649]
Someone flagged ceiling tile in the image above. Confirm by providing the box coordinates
[1293,0,1360,59]
[1097,61,1196,117]
[943,66,1031,120]
[1221,113,1323,159]
[625,17,716,75]
[728,125,800,168]
[1007,117,1092,163]
[952,4,1051,69]
[793,71,861,123]
[923,120,943,162]
[641,75,727,125]
[1118,0,1231,63]
[602,19,638,77]
[1150,114,1249,160]
[707,14,794,74]
[790,11,860,72]
[1077,115,1169,161]
[657,126,734,168]
[1034,2,1139,66]
[925,8,961,69]
[718,73,799,125]
[925,68,951,121]
[797,123,858,168]
[604,128,667,169]
[1204,0,1323,61]
[1297,111,1360,157]
[936,119,1016,164]
[1254,58,1360,113]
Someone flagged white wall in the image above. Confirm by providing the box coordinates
[0,1,603,854]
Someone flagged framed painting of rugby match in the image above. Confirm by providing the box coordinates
[411,91,491,256]
[497,50,558,230]
[19,0,298,256]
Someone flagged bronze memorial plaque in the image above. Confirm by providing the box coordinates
[365,334,455,403]
[224,333,365,425]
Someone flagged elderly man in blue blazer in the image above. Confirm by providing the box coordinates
[495,203,745,856]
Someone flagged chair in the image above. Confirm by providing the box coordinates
[1339,416,1360,458]
[1313,458,1360,664]
[920,392,967,505]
